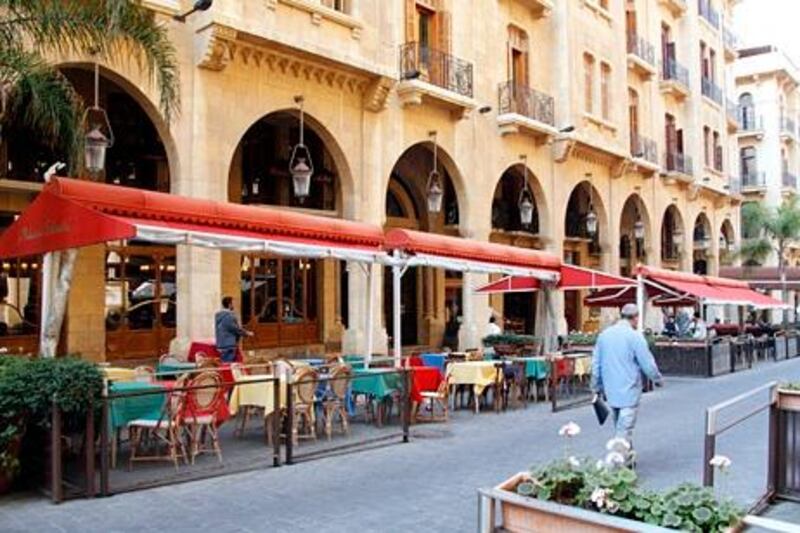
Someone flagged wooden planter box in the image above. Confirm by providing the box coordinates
[775,337,788,361]
[483,473,743,533]
[481,473,673,533]
[777,389,800,412]
[788,336,799,359]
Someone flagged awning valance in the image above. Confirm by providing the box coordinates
[384,228,561,279]
[0,178,385,262]
[719,266,800,291]
[475,265,634,294]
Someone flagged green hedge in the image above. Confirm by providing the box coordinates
[0,357,102,479]
[482,334,543,347]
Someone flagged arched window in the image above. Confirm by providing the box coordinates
[740,146,757,184]
[739,93,755,129]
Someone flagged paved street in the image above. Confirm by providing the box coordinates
[2,359,800,533]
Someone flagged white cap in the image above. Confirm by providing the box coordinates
[620,303,639,318]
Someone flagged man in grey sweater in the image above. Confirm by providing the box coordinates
[215,296,252,363]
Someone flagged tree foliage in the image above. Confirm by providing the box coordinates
[0,0,180,170]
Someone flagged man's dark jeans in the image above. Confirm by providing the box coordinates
[219,346,237,363]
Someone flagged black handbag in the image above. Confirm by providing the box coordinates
[593,394,611,426]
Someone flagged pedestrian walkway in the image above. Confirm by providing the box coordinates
[2,359,800,533]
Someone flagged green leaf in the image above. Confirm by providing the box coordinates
[691,506,713,524]
[662,513,682,528]
[517,482,535,497]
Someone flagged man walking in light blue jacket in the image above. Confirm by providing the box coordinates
[591,303,663,451]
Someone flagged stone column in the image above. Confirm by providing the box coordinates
[66,245,106,361]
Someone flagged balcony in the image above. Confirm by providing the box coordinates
[698,0,720,30]
[496,81,557,138]
[738,111,764,140]
[725,99,740,132]
[398,42,476,118]
[660,58,690,100]
[726,175,741,195]
[723,26,738,60]
[783,171,797,192]
[659,0,688,17]
[701,77,722,106]
[627,33,657,80]
[630,132,659,171]
[740,171,766,193]
[780,116,798,142]
[516,0,554,17]
[663,150,693,182]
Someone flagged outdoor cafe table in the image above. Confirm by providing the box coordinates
[351,368,401,399]
[109,381,166,431]
[102,367,138,382]
[506,357,550,380]
[409,366,442,403]
[228,374,285,418]
[565,353,593,377]
[420,353,447,375]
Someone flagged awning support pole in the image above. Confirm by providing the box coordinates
[365,263,375,368]
[39,251,55,357]
[392,250,403,368]
[39,249,77,358]
[636,273,645,332]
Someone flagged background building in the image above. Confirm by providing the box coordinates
[0,0,742,361]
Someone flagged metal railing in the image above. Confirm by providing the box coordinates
[727,175,741,194]
[741,170,766,188]
[662,57,690,88]
[740,112,764,132]
[781,116,797,137]
[664,150,693,175]
[783,172,797,189]
[701,76,723,104]
[497,81,555,126]
[399,41,474,98]
[723,25,738,51]
[726,99,741,125]
[698,0,721,29]
[630,132,658,164]
[627,32,656,67]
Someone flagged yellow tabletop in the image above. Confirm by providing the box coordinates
[228,374,286,417]
[567,354,593,377]
[101,367,138,382]
[446,361,499,395]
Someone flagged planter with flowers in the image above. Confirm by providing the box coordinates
[777,382,800,412]
[480,423,743,532]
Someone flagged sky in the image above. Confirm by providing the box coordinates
[734,0,800,62]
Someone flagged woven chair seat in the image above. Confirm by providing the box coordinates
[128,418,178,429]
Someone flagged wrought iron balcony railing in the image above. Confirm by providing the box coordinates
[739,109,763,132]
[664,150,693,175]
[725,99,740,125]
[727,175,740,194]
[497,81,555,126]
[630,132,658,165]
[781,116,797,136]
[741,171,766,188]
[399,42,474,98]
[783,171,797,189]
[627,33,656,67]
[701,76,722,104]
[723,25,738,50]
[662,58,690,88]
[698,0,720,29]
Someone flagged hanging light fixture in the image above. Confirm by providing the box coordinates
[719,235,727,250]
[83,62,114,175]
[583,176,598,237]
[289,95,314,200]
[426,130,444,214]
[517,155,535,227]
[633,208,645,241]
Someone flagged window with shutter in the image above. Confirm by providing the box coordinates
[584,53,595,114]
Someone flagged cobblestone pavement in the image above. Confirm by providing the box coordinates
[2,359,800,533]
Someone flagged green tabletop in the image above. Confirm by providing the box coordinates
[508,357,550,380]
[343,355,366,370]
[156,361,197,376]
[109,381,167,430]
[351,369,401,399]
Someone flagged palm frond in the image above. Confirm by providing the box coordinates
[735,237,774,265]
[741,201,771,239]
[772,196,800,242]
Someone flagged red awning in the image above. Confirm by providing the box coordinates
[0,178,385,260]
[385,228,561,277]
[475,265,634,294]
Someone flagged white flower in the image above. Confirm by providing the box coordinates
[709,454,732,471]
[604,451,626,467]
[568,456,581,468]
[595,460,605,470]
[590,487,609,505]
[606,500,620,514]
[606,437,632,452]
[558,422,581,438]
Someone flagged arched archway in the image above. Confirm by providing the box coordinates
[0,65,176,359]
[661,204,685,267]
[693,213,713,275]
[619,194,651,278]
[226,110,352,352]
[562,181,608,332]
[719,219,735,267]
[383,141,462,348]
[739,92,755,129]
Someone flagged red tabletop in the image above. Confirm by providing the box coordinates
[187,340,242,363]
[410,366,442,403]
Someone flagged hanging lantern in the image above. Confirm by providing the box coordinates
[518,155,535,227]
[82,63,114,174]
[719,235,727,250]
[427,131,443,214]
[672,226,683,247]
[585,206,598,237]
[251,176,260,196]
[289,95,314,200]
[633,214,645,241]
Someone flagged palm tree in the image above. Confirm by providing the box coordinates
[0,0,180,172]
[739,197,800,326]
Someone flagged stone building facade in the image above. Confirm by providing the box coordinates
[0,0,742,360]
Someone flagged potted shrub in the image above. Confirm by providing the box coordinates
[0,356,102,493]
[484,424,743,532]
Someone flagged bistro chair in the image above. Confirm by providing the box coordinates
[134,365,155,381]
[197,355,220,369]
[184,371,226,464]
[322,365,351,440]
[551,357,576,398]
[417,375,450,423]
[292,367,319,444]
[128,376,189,470]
